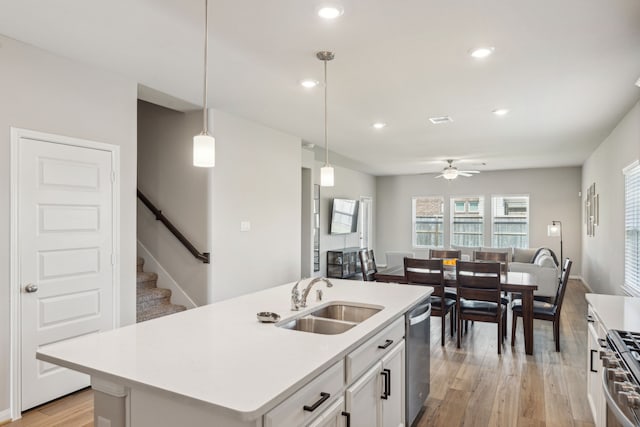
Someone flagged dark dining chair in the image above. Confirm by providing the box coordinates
[456,261,506,354]
[511,258,573,352]
[473,250,509,274]
[429,249,462,260]
[359,249,377,282]
[404,258,456,346]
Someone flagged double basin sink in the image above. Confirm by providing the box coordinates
[278,303,382,335]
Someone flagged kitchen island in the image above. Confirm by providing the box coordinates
[37,279,432,427]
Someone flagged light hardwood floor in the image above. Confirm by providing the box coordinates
[5,279,594,427]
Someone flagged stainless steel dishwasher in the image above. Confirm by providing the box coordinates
[405,297,431,427]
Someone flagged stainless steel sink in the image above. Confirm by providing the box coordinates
[278,317,355,335]
[310,304,382,323]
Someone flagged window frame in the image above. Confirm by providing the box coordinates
[449,195,485,247]
[490,194,530,249]
[623,160,640,297]
[412,196,445,249]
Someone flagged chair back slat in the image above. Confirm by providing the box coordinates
[359,249,377,282]
[429,249,461,260]
[456,261,501,303]
[553,258,573,315]
[404,258,444,297]
[473,250,509,273]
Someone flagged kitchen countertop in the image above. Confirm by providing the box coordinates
[37,279,431,421]
[586,293,640,332]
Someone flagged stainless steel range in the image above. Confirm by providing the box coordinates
[600,330,640,427]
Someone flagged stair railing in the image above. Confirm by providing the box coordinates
[137,189,210,264]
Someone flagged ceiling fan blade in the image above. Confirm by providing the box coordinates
[459,170,480,174]
[434,174,445,178]
[458,172,473,177]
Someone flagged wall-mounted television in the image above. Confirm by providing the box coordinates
[330,198,359,234]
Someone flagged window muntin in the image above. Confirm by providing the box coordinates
[412,196,444,248]
[491,195,529,248]
[624,162,640,296]
[450,196,484,247]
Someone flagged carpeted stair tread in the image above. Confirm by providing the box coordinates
[136,271,158,290]
[137,303,186,323]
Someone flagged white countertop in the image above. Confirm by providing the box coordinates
[37,279,431,420]
[586,293,640,332]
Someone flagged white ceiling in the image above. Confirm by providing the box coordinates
[1,0,639,175]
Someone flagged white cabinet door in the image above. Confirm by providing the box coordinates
[307,396,348,427]
[381,341,405,427]
[346,363,381,427]
[587,308,605,427]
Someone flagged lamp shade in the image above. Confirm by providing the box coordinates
[320,165,334,187]
[547,224,561,237]
[193,133,215,167]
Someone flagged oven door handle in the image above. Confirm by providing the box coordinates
[602,370,638,427]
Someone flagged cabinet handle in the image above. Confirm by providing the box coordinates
[380,370,389,400]
[341,411,351,427]
[303,392,330,412]
[586,315,594,323]
[590,349,598,373]
[378,339,393,350]
[384,368,391,397]
[598,338,607,348]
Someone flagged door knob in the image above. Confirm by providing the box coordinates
[25,283,38,293]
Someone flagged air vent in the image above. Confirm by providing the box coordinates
[429,116,453,124]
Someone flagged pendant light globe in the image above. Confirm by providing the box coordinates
[318,50,335,187]
[193,0,215,168]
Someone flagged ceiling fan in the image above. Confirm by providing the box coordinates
[435,160,480,180]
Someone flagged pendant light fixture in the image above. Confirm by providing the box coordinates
[318,51,335,187]
[193,0,215,167]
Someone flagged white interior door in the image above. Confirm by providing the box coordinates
[19,136,115,411]
[359,197,372,249]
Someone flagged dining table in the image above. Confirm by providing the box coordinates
[374,265,539,355]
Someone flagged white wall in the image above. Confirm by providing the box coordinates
[0,36,137,415]
[317,162,377,277]
[209,109,302,301]
[375,167,583,275]
[582,101,640,294]
[137,101,209,305]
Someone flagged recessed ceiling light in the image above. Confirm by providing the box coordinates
[492,108,510,116]
[317,5,344,19]
[300,79,319,88]
[372,122,387,129]
[470,47,495,59]
[429,116,453,124]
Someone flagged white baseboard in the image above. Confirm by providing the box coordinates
[0,408,12,423]
[575,276,593,292]
[137,241,198,309]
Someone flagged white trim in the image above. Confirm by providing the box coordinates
[579,276,594,293]
[136,241,198,309]
[622,159,640,175]
[0,408,11,423]
[9,128,121,419]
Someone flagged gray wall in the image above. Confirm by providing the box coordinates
[137,101,209,304]
[582,101,640,294]
[209,109,302,301]
[375,167,583,275]
[0,36,137,414]
[317,161,377,277]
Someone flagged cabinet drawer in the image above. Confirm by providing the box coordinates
[264,359,344,427]
[345,316,405,383]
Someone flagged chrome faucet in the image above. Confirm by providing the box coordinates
[291,277,334,310]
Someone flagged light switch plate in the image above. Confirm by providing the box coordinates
[240,221,251,232]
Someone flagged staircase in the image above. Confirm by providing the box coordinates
[137,257,187,322]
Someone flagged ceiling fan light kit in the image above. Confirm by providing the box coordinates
[435,159,480,180]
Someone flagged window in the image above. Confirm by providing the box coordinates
[491,195,529,248]
[450,196,484,247]
[624,162,640,296]
[412,196,444,248]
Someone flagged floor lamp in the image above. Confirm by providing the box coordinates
[547,220,563,264]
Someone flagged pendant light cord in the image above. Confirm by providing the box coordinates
[202,0,209,134]
[323,59,329,165]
